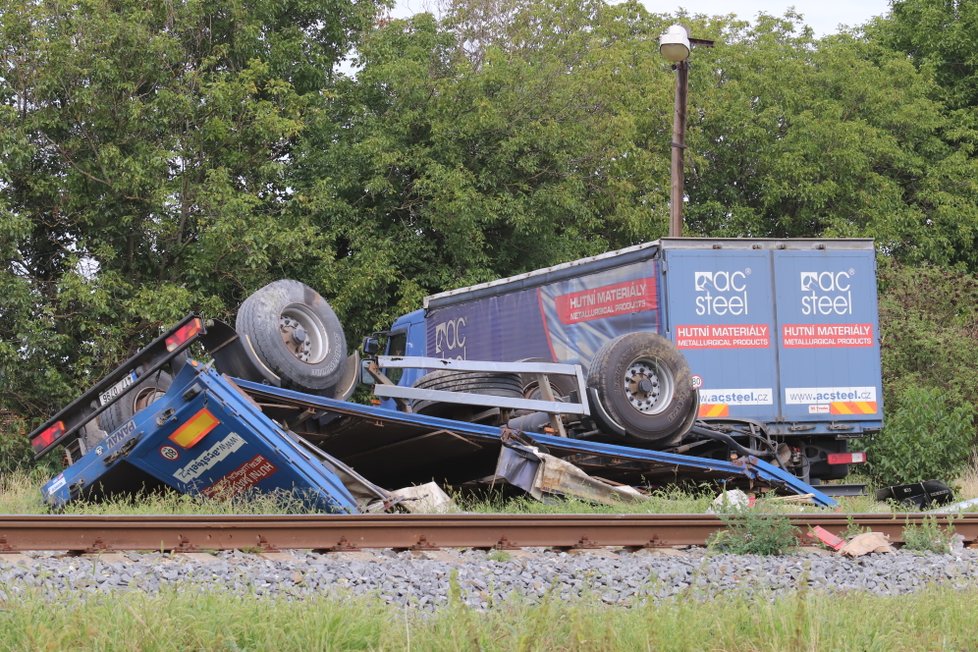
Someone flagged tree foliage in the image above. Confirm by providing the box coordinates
[0,0,384,426]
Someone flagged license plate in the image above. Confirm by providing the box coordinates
[99,371,138,406]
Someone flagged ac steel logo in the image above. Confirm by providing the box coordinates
[800,269,854,316]
[694,269,750,316]
[434,317,467,359]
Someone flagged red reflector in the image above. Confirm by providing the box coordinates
[166,318,203,352]
[32,421,65,452]
[828,452,867,465]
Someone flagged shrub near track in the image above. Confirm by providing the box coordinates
[706,510,799,555]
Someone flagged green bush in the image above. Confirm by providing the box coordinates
[707,510,798,555]
[863,384,975,486]
[0,411,34,474]
[902,517,956,554]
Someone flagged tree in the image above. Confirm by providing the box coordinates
[868,0,978,117]
[293,0,685,339]
[0,0,384,433]
[681,12,978,270]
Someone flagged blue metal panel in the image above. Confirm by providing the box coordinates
[662,248,780,422]
[773,250,883,427]
[383,309,427,398]
[41,364,361,512]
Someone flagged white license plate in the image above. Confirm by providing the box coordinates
[99,371,138,406]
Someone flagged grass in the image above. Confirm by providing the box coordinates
[0,468,326,515]
[459,485,717,514]
[902,516,957,553]
[4,461,978,516]
[1,585,978,651]
[707,510,799,555]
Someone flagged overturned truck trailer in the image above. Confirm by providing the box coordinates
[379,237,882,485]
[29,329,836,509]
[27,238,881,509]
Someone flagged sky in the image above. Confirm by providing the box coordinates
[391,1,894,37]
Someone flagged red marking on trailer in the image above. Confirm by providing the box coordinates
[202,454,278,499]
[676,324,770,349]
[782,323,874,348]
[555,278,657,325]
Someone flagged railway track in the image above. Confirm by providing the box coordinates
[1,513,975,553]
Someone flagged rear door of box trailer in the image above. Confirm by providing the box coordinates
[772,244,883,429]
[661,239,882,433]
[660,241,780,423]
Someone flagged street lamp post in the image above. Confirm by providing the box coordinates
[659,25,713,237]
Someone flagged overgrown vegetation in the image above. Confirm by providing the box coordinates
[706,510,799,556]
[3,586,978,650]
[862,385,976,486]
[865,261,978,486]
[902,516,957,553]
[0,469,328,515]
[2,466,975,515]
[460,486,716,515]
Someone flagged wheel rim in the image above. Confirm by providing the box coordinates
[522,380,564,401]
[132,386,167,412]
[622,357,674,415]
[279,303,329,364]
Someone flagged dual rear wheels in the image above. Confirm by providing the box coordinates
[410,333,698,446]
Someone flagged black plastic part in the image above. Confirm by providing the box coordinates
[875,480,954,508]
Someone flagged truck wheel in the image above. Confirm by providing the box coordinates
[236,279,347,392]
[518,358,579,403]
[411,370,523,417]
[587,333,695,443]
[99,370,173,435]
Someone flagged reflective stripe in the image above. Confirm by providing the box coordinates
[829,401,877,415]
[169,408,219,448]
[698,404,730,418]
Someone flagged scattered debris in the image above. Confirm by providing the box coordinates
[839,532,895,557]
[494,441,647,505]
[876,480,954,509]
[930,497,978,514]
[389,483,457,514]
[706,489,753,513]
[808,525,846,551]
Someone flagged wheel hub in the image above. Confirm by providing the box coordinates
[623,359,673,415]
[280,316,313,362]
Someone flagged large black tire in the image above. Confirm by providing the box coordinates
[411,370,523,418]
[236,280,347,392]
[587,333,695,443]
[99,370,173,435]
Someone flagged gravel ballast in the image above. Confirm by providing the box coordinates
[3,548,978,608]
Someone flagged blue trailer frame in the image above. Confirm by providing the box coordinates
[40,360,836,510]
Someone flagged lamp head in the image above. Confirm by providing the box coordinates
[659,24,691,62]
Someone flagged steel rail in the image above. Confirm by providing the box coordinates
[0,513,975,553]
